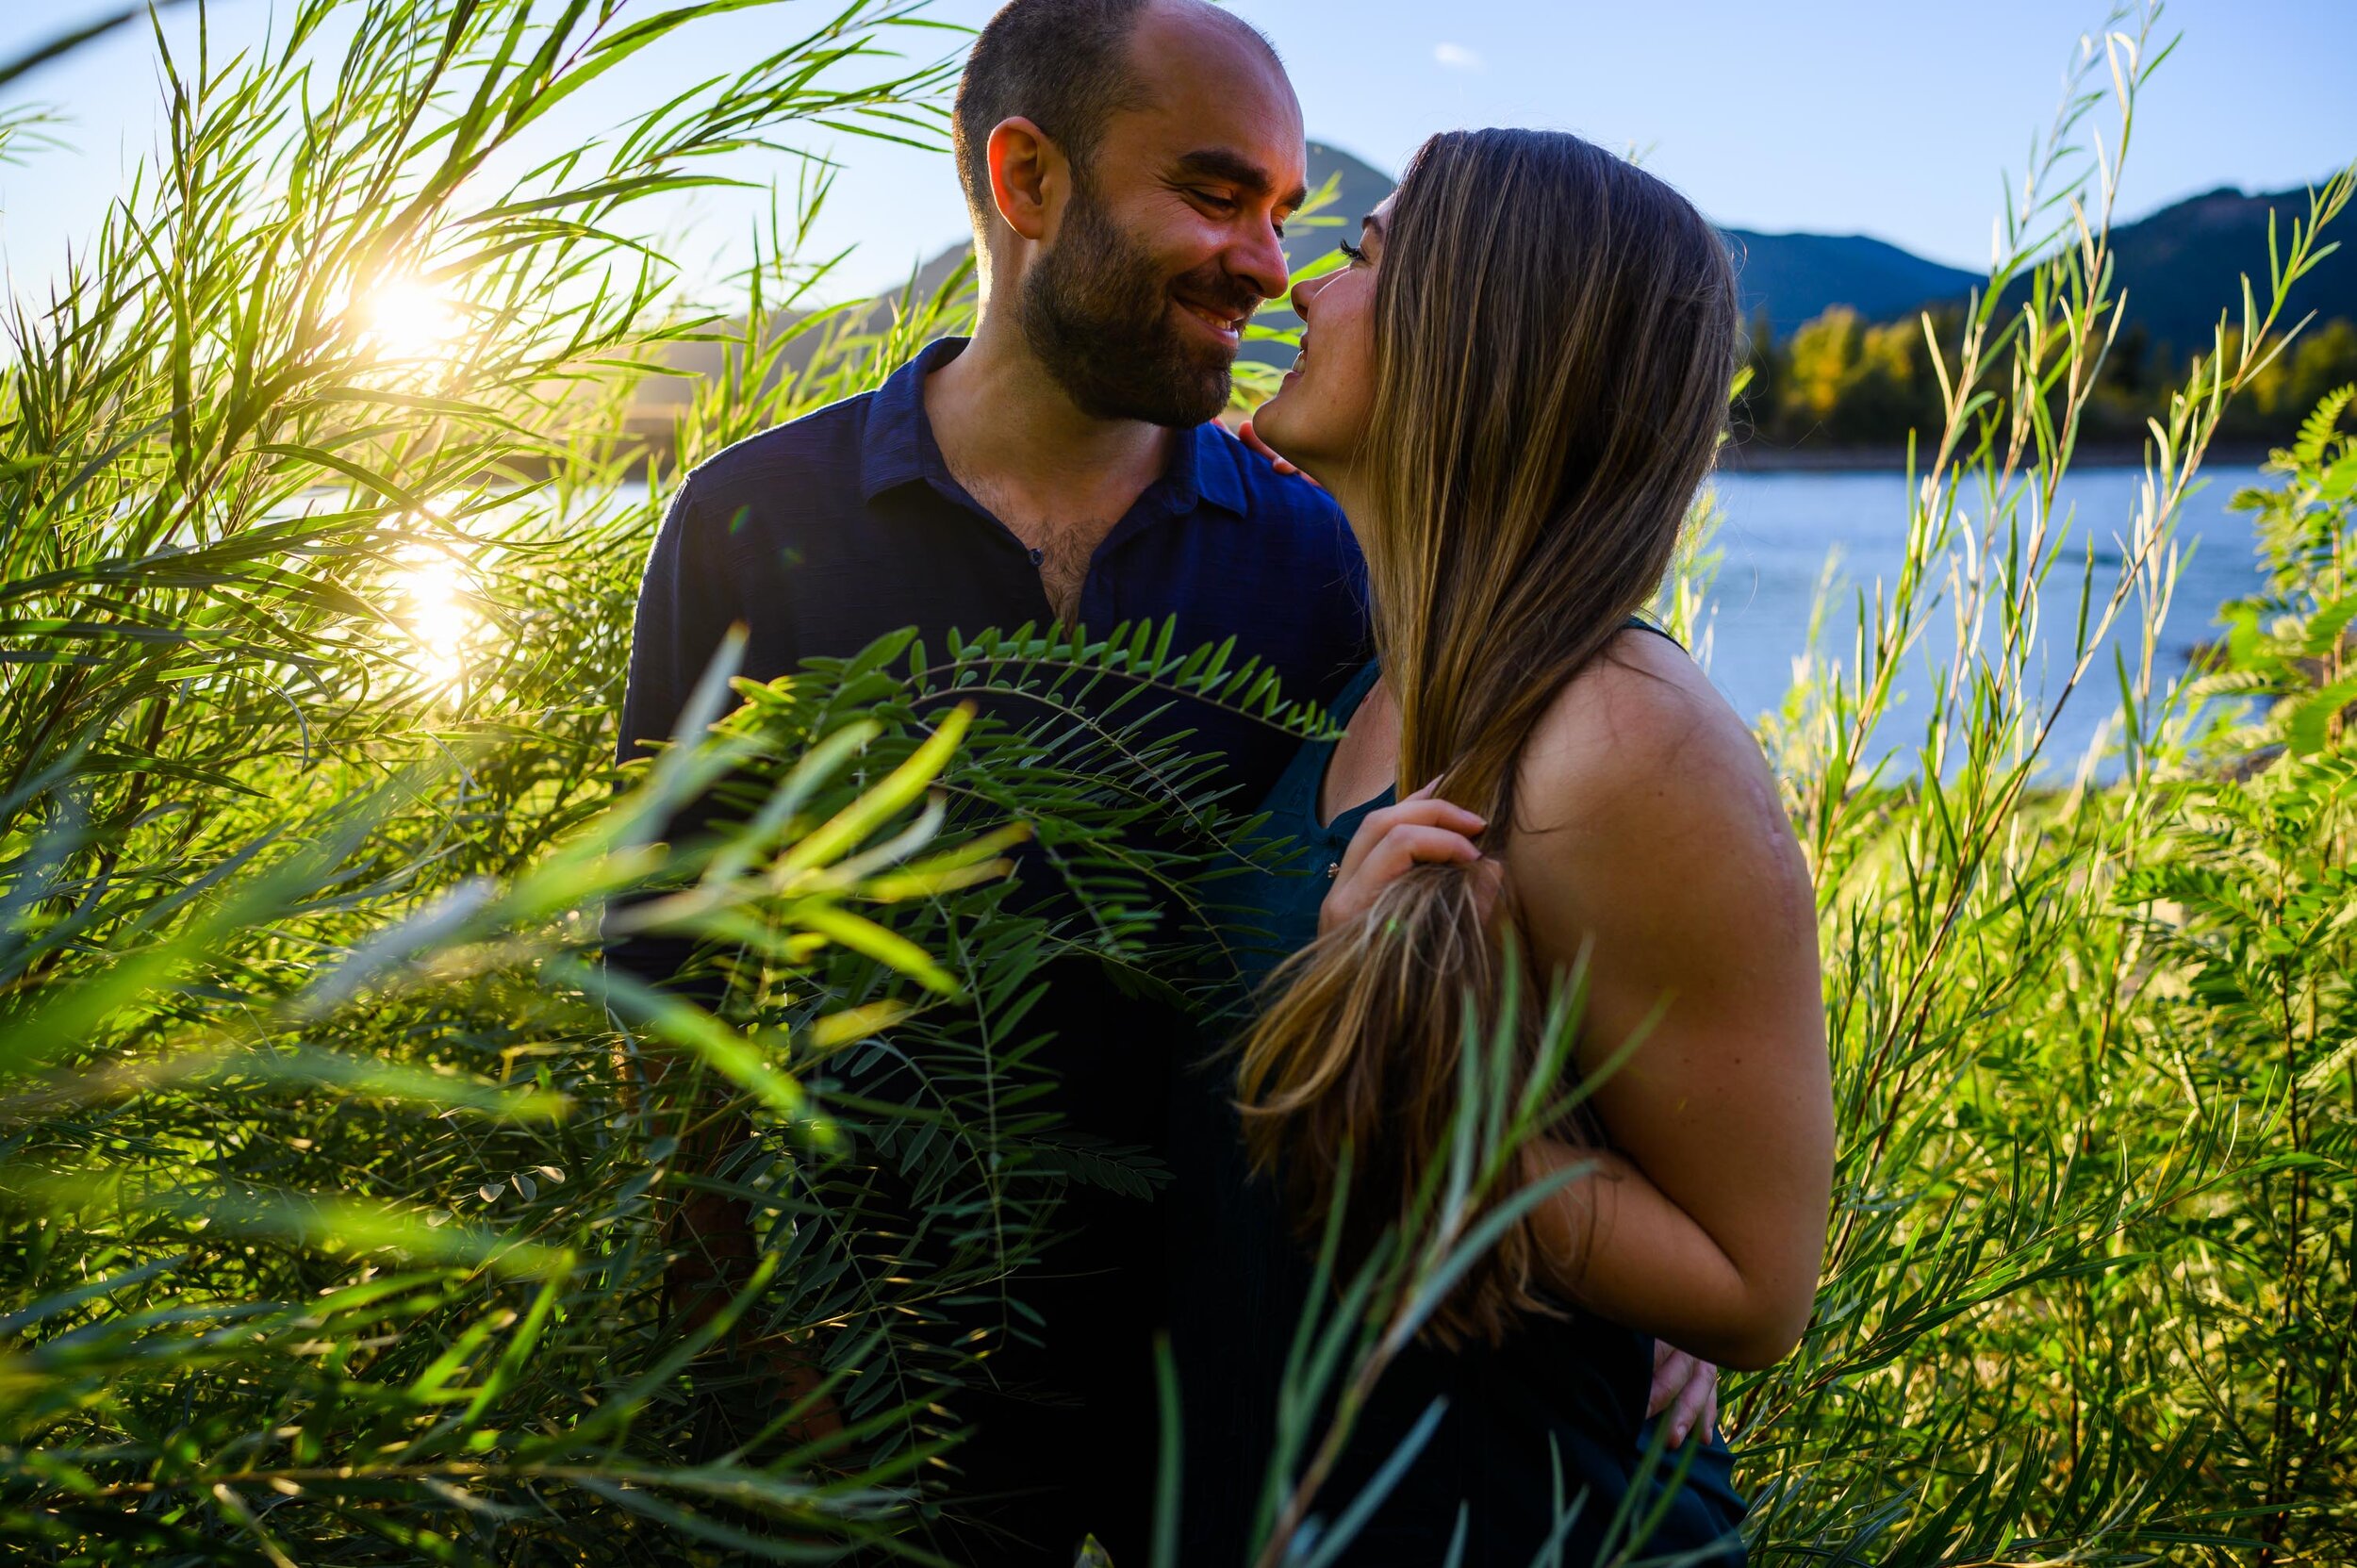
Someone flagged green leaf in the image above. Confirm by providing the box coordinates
[2287,673,2357,755]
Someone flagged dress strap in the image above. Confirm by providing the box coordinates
[1621,612,1685,650]
[1324,658,1384,729]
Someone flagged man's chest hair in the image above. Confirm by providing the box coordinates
[950,465,1116,619]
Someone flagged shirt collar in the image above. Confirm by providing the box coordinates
[857,336,965,503]
[857,332,1250,520]
[1184,420,1251,518]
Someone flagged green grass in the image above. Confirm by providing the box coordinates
[1,1,2353,1563]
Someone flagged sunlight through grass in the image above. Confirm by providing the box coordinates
[388,547,473,693]
[360,275,461,363]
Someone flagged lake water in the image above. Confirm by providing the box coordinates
[1693,464,2271,774]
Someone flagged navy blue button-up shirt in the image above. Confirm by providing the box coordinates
[614,338,1367,1549]
[618,336,1371,794]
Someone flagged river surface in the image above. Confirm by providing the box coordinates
[1696,464,2271,774]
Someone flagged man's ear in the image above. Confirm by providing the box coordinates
[986,116,1063,242]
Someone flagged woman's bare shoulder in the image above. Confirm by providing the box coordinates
[1510,628,1806,916]
[1518,631,1762,813]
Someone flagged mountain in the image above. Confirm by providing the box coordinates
[1282,151,1996,349]
[1260,150,1987,355]
[1259,149,1987,357]
[2086,184,2357,355]
[1290,140,1400,271]
[1755,185,2357,352]
[620,237,971,437]
[1269,160,2357,359]
[623,153,2355,449]
[1280,163,2357,354]
[1720,231,1977,339]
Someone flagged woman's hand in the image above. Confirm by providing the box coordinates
[1646,1337,1720,1447]
[1236,416,1313,482]
[1317,783,1490,936]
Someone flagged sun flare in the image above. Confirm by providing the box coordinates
[389,551,474,692]
[362,277,461,362]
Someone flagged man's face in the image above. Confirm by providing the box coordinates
[1019,6,1306,427]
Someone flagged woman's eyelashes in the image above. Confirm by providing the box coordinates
[1337,238,1367,264]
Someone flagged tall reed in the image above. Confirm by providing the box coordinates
[1711,6,2357,1560]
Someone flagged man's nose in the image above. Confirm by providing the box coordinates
[1232,217,1290,306]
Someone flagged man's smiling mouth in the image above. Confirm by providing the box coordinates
[1178,300,1250,338]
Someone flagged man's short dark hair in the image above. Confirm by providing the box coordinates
[953,0,1154,226]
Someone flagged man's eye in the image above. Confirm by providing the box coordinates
[1193,190,1237,212]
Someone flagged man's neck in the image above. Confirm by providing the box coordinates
[922,313,1178,562]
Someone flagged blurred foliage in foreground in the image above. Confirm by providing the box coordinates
[1,1,2355,1564]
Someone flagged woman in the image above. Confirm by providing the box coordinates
[1177,129,1833,1565]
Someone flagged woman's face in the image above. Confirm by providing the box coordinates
[1250,192,1392,483]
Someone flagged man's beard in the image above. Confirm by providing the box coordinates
[1020,186,1260,428]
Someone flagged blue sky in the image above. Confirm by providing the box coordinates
[5,0,2353,304]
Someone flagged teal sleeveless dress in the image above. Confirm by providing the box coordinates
[1166,648,1749,1567]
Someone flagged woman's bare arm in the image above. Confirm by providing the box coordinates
[1505,631,1832,1370]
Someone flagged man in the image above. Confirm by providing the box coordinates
[615,0,1367,1559]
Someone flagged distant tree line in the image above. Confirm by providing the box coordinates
[1738,303,2357,451]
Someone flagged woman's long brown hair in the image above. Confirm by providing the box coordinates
[1234,128,1739,1345]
